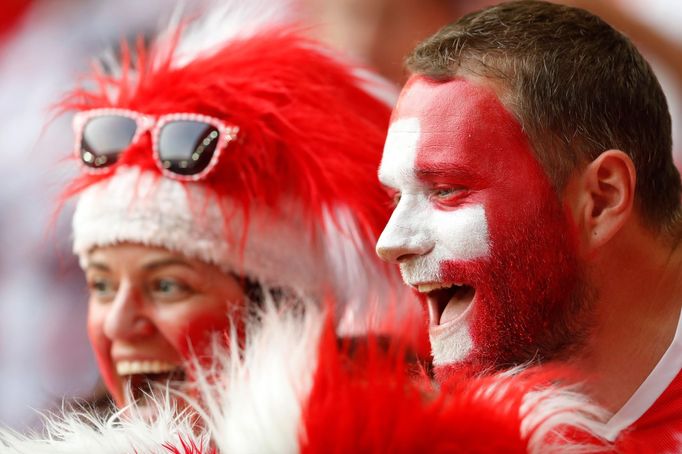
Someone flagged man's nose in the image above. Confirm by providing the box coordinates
[376,206,434,263]
[103,282,153,340]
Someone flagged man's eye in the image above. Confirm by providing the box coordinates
[431,186,467,204]
[434,187,459,197]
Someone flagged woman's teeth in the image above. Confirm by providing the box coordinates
[116,360,179,376]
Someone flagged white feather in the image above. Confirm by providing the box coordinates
[522,385,611,454]
[1,310,616,453]
[323,206,418,337]
[192,295,324,454]
[168,0,297,68]
[0,391,206,454]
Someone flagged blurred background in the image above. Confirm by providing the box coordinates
[0,0,680,432]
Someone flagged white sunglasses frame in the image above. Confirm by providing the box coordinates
[72,108,239,182]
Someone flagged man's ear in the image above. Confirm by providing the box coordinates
[568,150,636,254]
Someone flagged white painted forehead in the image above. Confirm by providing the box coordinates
[378,117,421,188]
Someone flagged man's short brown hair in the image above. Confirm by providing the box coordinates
[407,0,680,231]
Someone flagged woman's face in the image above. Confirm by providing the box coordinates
[84,243,244,408]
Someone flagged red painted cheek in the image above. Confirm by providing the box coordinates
[447,189,580,375]
[86,320,122,405]
[172,311,233,363]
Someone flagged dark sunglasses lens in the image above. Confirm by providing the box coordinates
[158,120,220,176]
[80,115,137,168]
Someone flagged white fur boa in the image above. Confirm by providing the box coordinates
[0,302,614,454]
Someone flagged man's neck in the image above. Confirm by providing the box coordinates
[572,221,682,413]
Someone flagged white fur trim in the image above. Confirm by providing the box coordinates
[351,66,399,109]
[324,207,415,336]
[1,308,613,453]
[73,167,328,298]
[522,384,611,453]
[0,394,206,453]
[73,167,406,335]
[192,298,323,454]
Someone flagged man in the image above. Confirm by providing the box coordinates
[376,1,682,449]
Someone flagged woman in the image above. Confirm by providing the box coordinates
[55,1,413,412]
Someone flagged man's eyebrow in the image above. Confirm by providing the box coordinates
[415,164,472,179]
[142,258,195,271]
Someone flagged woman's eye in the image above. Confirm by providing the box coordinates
[151,278,192,301]
[88,277,116,302]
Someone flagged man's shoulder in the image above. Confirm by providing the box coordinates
[616,370,682,452]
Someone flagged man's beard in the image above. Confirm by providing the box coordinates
[435,199,595,382]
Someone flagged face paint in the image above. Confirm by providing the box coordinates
[377,76,590,378]
[85,243,243,408]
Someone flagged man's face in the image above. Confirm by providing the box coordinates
[376,76,589,378]
[85,243,244,408]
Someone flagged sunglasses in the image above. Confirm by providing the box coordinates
[73,108,239,181]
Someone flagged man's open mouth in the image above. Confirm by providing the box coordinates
[116,360,186,402]
[417,283,476,326]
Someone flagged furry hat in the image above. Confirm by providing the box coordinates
[59,1,411,333]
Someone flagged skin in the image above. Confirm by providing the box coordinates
[378,74,682,412]
[84,243,244,407]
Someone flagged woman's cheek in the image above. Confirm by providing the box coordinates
[160,302,232,361]
[86,312,122,404]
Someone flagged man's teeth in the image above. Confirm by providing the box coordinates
[416,282,462,293]
[116,360,179,376]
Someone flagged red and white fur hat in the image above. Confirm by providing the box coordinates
[59,0,412,333]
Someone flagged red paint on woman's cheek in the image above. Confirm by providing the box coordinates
[86,315,123,405]
[154,297,241,370]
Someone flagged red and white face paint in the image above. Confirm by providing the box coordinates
[377,76,588,378]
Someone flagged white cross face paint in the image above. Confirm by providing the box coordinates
[376,117,490,365]
[377,118,490,284]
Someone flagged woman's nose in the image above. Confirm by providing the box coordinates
[102,281,153,340]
